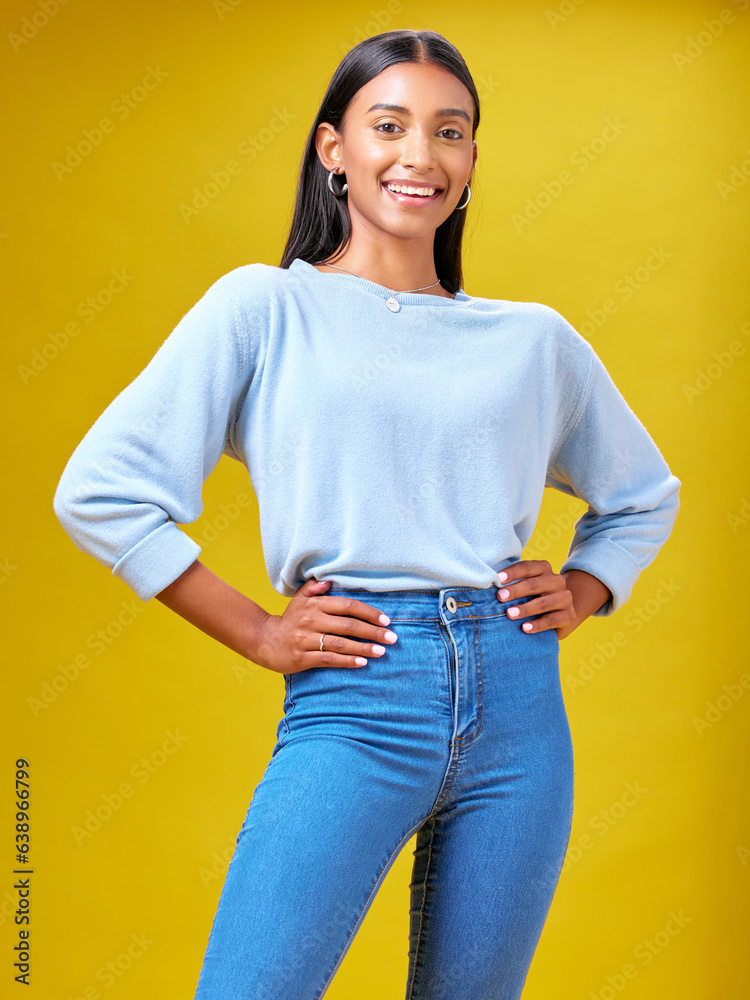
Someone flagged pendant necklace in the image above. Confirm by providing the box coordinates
[312,260,446,312]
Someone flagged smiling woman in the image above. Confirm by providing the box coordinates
[278,35,484,303]
[51,26,680,1000]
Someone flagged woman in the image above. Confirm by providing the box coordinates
[53,28,681,1000]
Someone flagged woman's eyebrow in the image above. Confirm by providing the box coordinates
[366,102,471,124]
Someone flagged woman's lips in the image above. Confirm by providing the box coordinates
[382,182,442,205]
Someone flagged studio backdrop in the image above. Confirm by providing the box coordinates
[2,0,749,996]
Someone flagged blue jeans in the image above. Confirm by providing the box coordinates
[193,585,575,999]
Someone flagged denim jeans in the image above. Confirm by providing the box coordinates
[193,584,575,999]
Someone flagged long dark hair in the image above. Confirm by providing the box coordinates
[278,29,481,292]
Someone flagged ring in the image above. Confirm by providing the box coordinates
[320,633,326,651]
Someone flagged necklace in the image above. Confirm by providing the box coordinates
[312,260,446,312]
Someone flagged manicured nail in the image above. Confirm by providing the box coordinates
[498,572,508,582]
[499,589,510,600]
[355,657,368,666]
[372,645,386,655]
[507,607,519,617]
[522,623,533,632]
[384,631,398,642]
[379,614,390,625]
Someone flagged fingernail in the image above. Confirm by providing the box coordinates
[373,645,386,655]
[507,607,519,617]
[379,614,391,625]
[384,631,398,642]
[499,589,510,600]
[355,657,367,666]
[498,572,507,583]
[522,623,533,632]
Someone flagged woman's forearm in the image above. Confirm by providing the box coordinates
[559,569,612,638]
[154,559,269,661]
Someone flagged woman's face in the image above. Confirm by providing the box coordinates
[316,60,477,244]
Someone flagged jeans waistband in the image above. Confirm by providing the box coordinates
[322,583,535,622]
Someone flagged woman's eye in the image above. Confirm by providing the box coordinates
[375,123,463,140]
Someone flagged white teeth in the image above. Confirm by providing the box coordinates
[385,183,437,197]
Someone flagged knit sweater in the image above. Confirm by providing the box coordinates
[52,257,681,616]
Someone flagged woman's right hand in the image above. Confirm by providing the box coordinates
[252,578,399,674]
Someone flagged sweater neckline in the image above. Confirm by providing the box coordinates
[290,257,470,307]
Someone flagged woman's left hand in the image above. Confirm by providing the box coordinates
[495,559,581,640]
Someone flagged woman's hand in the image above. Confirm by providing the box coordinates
[252,578,399,674]
[496,560,612,640]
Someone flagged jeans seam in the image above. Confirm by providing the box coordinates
[405,815,438,1000]
[431,751,460,815]
[433,619,453,727]
[315,815,430,1000]
[457,616,485,745]
[277,674,297,748]
[385,616,443,623]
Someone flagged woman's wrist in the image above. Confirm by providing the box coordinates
[561,569,612,634]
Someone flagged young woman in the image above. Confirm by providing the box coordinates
[53,28,680,1000]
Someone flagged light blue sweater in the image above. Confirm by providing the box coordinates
[52,258,680,616]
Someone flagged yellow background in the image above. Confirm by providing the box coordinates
[2,0,749,996]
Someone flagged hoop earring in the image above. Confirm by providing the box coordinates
[456,182,472,210]
[327,168,348,196]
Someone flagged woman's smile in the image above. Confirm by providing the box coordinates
[382,179,444,205]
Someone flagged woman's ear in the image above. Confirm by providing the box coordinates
[315,122,344,175]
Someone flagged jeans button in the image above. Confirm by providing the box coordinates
[445,596,458,613]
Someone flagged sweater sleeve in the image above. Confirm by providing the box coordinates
[544,320,681,617]
[52,277,253,602]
